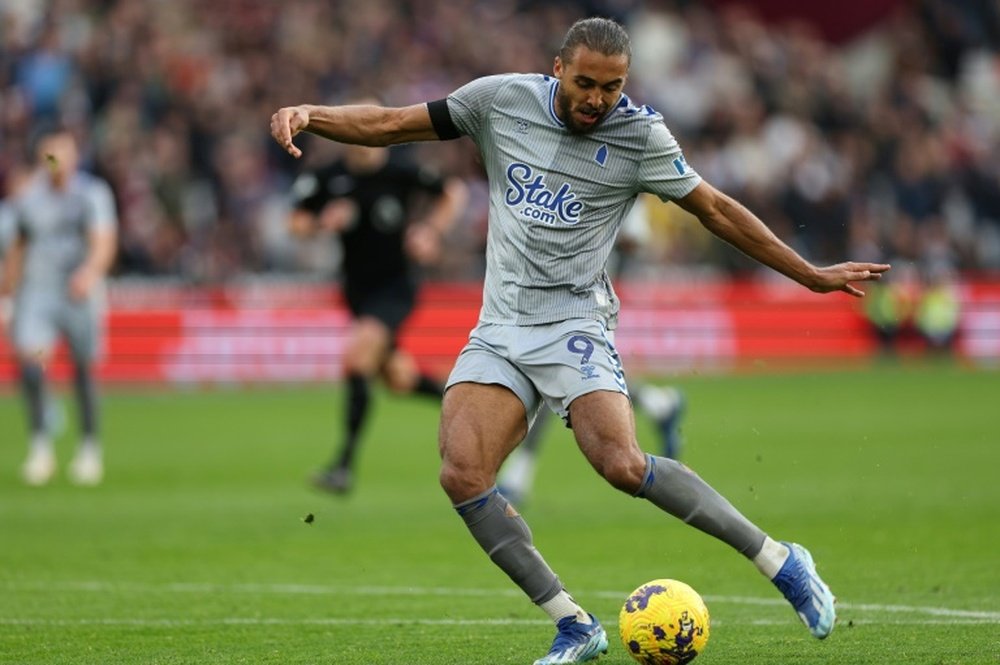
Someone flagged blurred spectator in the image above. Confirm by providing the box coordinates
[0,0,998,283]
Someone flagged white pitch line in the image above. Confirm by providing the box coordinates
[0,617,996,628]
[697,595,1000,621]
[1,581,997,622]
[0,617,550,627]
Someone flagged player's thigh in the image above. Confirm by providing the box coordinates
[569,389,646,492]
[446,323,541,428]
[59,297,104,366]
[11,293,59,362]
[382,347,419,392]
[344,316,392,373]
[439,382,529,501]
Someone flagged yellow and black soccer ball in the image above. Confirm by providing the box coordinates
[619,578,710,665]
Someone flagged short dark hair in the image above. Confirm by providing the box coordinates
[559,17,631,65]
[28,121,74,156]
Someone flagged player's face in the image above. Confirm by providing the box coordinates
[553,46,629,134]
[37,132,79,184]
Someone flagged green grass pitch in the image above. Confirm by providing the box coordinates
[1,363,998,664]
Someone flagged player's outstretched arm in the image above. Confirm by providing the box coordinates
[270,103,439,159]
[676,181,890,297]
[0,236,24,331]
[0,236,24,298]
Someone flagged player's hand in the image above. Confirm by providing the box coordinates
[69,266,98,301]
[809,262,891,297]
[406,223,443,265]
[270,106,311,159]
[319,199,358,233]
[288,213,316,238]
[0,296,12,334]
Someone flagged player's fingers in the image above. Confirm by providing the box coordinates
[844,267,884,283]
[270,110,302,158]
[845,261,890,275]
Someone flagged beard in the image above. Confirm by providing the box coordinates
[555,87,606,135]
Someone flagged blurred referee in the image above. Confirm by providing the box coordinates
[287,106,467,494]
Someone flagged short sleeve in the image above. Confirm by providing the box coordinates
[0,203,14,251]
[446,75,508,139]
[86,178,118,230]
[638,121,702,202]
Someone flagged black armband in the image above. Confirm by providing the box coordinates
[427,99,461,141]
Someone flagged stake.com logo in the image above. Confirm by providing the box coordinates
[504,162,583,226]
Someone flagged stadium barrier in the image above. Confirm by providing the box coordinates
[1,280,998,384]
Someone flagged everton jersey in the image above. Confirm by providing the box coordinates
[442,73,701,329]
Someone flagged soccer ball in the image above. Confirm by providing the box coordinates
[618,578,710,665]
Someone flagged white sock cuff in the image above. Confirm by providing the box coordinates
[538,590,589,624]
[753,537,790,579]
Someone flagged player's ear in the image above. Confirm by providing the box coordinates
[553,56,563,79]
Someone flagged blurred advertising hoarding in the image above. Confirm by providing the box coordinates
[0,280,997,385]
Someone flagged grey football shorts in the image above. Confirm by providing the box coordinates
[12,288,106,362]
[446,319,630,426]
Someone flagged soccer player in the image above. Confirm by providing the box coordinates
[271,17,889,663]
[0,127,117,486]
[287,125,467,494]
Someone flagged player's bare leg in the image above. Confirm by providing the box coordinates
[497,383,685,509]
[313,315,391,494]
[440,383,608,664]
[570,390,835,638]
[382,348,443,398]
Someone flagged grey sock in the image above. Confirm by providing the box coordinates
[73,363,99,439]
[635,454,766,558]
[455,487,562,603]
[19,362,47,437]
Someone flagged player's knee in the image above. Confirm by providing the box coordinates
[384,375,413,393]
[439,461,474,502]
[344,324,391,376]
[439,458,491,503]
[382,360,417,393]
[16,350,49,369]
[343,354,379,377]
[594,447,646,494]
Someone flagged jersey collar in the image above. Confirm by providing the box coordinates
[547,79,564,128]
[547,79,631,130]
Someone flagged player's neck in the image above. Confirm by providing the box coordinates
[47,172,71,191]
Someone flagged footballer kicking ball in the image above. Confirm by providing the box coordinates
[619,579,710,665]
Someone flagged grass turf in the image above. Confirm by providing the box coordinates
[1,362,998,664]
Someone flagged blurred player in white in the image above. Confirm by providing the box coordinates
[0,127,117,486]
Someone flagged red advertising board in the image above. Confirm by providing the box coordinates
[1,280,997,385]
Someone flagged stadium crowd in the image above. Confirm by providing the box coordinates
[1,0,999,288]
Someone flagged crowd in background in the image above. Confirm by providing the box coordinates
[1,0,999,293]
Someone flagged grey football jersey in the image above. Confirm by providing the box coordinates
[7,171,117,291]
[0,201,14,254]
[446,73,701,328]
